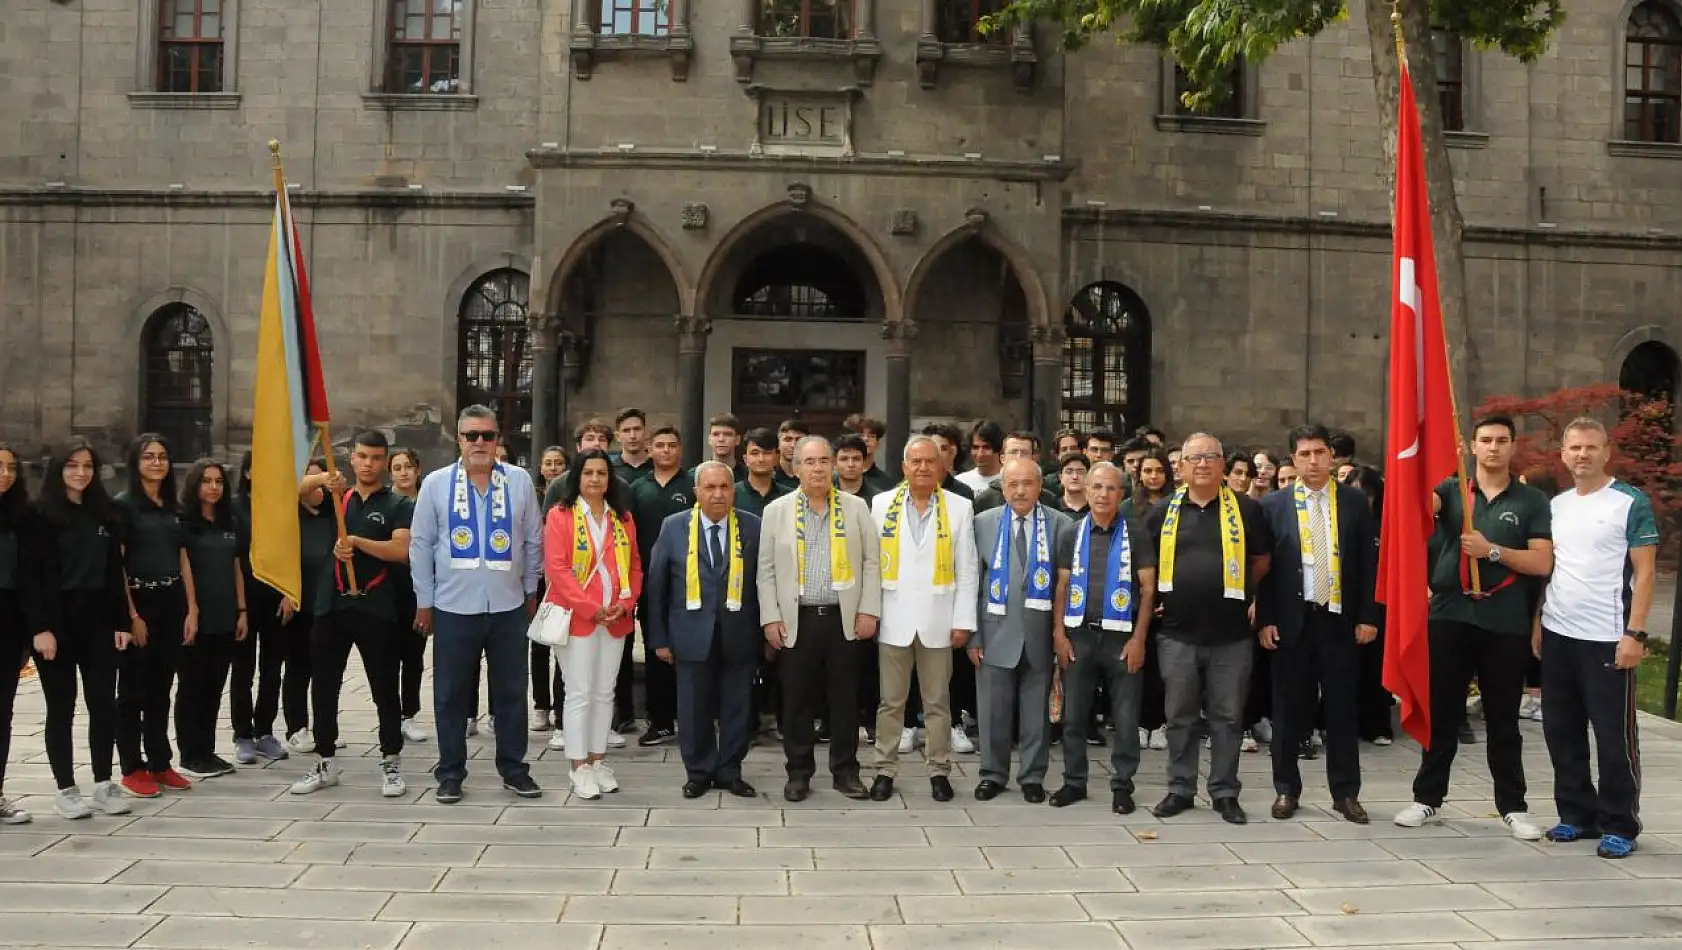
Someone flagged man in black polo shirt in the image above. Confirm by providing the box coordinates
[610,407,653,485]
[1144,433,1272,825]
[844,413,897,494]
[774,420,807,490]
[834,434,881,505]
[289,431,414,798]
[737,428,791,517]
[1394,415,1554,841]
[626,425,695,748]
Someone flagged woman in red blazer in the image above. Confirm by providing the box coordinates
[544,450,642,800]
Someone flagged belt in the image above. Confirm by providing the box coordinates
[1306,602,1332,614]
[129,576,182,591]
[798,603,839,616]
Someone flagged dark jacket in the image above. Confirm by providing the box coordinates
[1254,481,1380,637]
[643,509,763,667]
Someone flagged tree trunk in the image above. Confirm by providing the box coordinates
[1364,0,1478,419]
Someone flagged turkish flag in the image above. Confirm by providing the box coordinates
[1377,58,1459,750]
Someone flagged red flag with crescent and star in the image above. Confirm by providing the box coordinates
[1377,55,1459,750]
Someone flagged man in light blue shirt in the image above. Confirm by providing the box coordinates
[409,405,545,803]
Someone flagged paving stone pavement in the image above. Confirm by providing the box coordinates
[5,661,1682,950]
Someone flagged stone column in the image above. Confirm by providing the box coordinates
[556,328,589,449]
[676,315,711,468]
[526,309,559,481]
[1030,324,1065,453]
[572,0,594,34]
[855,0,874,37]
[882,320,917,481]
[918,0,935,37]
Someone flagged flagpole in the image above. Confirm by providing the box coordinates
[270,140,358,594]
[1392,6,1481,593]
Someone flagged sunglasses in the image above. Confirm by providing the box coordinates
[459,431,499,443]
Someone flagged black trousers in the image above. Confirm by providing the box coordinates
[531,641,565,711]
[35,596,120,789]
[176,633,238,761]
[1246,643,1272,729]
[231,583,281,740]
[397,596,426,720]
[276,611,314,736]
[1138,639,1167,732]
[1541,629,1642,840]
[780,606,861,782]
[676,623,757,783]
[1412,620,1530,814]
[613,604,677,729]
[0,591,28,794]
[856,638,880,730]
[310,607,404,759]
[1356,626,1394,741]
[118,584,186,774]
[1270,609,1361,800]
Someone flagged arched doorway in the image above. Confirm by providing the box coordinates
[142,303,215,458]
[701,213,887,438]
[905,235,1030,423]
[1062,281,1152,435]
[1620,338,1681,430]
[456,269,532,465]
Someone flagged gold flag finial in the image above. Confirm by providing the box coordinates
[1391,3,1406,63]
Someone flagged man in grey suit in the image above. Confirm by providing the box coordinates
[645,462,763,800]
[968,458,1075,804]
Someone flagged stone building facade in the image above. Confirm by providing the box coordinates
[4,0,1681,469]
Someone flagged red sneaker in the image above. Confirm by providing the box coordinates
[120,771,161,798]
[151,768,193,791]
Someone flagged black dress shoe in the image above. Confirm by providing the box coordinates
[1022,783,1047,804]
[974,780,1006,801]
[715,778,758,798]
[1151,793,1195,818]
[1215,798,1248,825]
[1271,794,1298,820]
[1048,785,1086,808]
[503,774,543,799]
[784,780,810,802]
[682,779,711,799]
[1298,738,1319,761]
[869,776,895,802]
[834,776,869,799]
[1112,790,1136,815]
[436,778,463,804]
[1458,721,1477,745]
[1333,797,1370,824]
[930,776,955,802]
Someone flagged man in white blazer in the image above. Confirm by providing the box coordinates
[867,436,980,803]
[758,435,883,802]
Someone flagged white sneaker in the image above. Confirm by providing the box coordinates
[548,731,566,751]
[380,757,407,798]
[606,732,627,749]
[898,728,917,754]
[286,729,316,755]
[530,709,552,732]
[1529,703,1543,723]
[1253,718,1274,744]
[90,781,132,816]
[465,718,480,738]
[1373,735,1394,747]
[570,765,602,800]
[1149,729,1167,751]
[1241,730,1259,753]
[593,762,619,794]
[0,796,32,824]
[1466,693,1483,716]
[1503,811,1544,841]
[950,727,976,754]
[289,760,342,795]
[1138,728,1151,748]
[1394,802,1439,827]
[54,787,93,820]
[401,718,429,743]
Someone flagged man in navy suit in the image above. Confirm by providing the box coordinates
[1256,424,1379,824]
[645,461,763,799]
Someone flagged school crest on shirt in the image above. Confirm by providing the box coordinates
[488,529,512,554]
[1498,511,1520,526]
[366,512,387,525]
[450,526,474,550]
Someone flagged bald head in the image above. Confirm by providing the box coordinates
[1001,458,1043,515]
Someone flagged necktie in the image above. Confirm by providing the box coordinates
[708,524,724,572]
[1310,491,1332,605]
[1013,515,1028,565]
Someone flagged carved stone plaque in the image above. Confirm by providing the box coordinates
[748,87,859,158]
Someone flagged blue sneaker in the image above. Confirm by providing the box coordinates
[1597,835,1637,859]
[1545,823,1597,843]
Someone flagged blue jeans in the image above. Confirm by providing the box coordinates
[432,607,531,784]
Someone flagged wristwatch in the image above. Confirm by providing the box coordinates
[1485,546,1503,564]
[1626,629,1649,643]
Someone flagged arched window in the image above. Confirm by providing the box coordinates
[731,244,867,319]
[456,270,533,465]
[1626,1,1682,143]
[143,304,215,458]
[1062,282,1151,434]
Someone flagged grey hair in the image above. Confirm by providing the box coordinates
[694,459,733,483]
[1181,431,1223,455]
[794,434,834,459]
[1086,460,1123,485]
[457,404,497,429]
[902,434,940,462]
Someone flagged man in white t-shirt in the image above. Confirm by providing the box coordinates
[1534,416,1658,860]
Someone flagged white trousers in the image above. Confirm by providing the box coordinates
[559,626,624,758]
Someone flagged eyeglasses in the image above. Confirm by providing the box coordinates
[459,431,498,443]
[1183,453,1223,464]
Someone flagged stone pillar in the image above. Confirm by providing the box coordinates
[918,0,935,37]
[526,309,559,482]
[676,315,711,468]
[557,328,589,450]
[855,0,874,38]
[882,320,917,481]
[1030,324,1065,454]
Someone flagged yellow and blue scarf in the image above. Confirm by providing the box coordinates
[685,507,743,612]
[795,491,855,591]
[986,506,1053,615]
[448,463,513,571]
[1158,486,1246,601]
[879,484,956,593]
[572,499,632,599]
[1065,513,1134,631]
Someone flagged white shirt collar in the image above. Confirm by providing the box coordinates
[699,511,725,533]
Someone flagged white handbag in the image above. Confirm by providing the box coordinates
[526,601,573,649]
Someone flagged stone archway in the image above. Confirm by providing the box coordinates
[904,232,1035,428]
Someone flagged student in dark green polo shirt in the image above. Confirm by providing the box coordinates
[609,408,654,486]
[843,413,897,494]
[773,419,807,491]
[288,431,415,799]
[114,433,198,798]
[1394,415,1555,841]
[624,425,695,746]
[736,427,791,518]
[835,434,882,504]
[176,460,245,781]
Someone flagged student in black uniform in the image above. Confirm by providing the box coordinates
[280,460,340,755]
[26,439,134,820]
[530,446,569,735]
[389,448,430,745]
[175,460,246,779]
[0,444,32,824]
[230,451,295,765]
[115,433,198,798]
